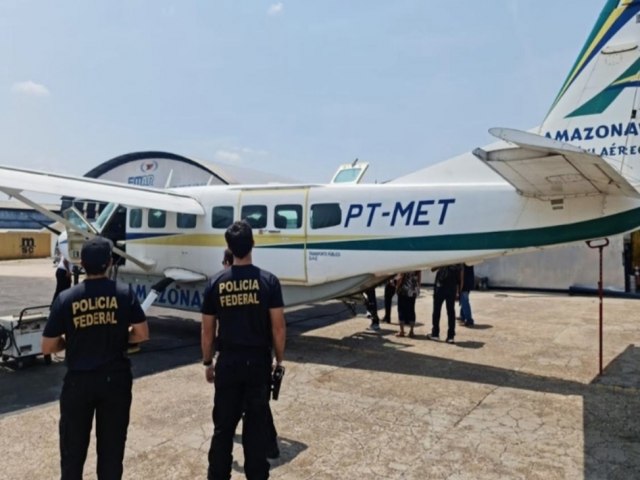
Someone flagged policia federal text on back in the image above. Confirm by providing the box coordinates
[201,220,286,480]
[42,237,149,480]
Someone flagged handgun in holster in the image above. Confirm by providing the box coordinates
[271,365,285,401]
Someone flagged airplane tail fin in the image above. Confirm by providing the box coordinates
[538,0,640,183]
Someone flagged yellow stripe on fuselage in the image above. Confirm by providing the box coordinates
[126,232,393,248]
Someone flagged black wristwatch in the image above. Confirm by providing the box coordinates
[203,359,213,367]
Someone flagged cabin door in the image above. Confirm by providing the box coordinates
[239,188,308,283]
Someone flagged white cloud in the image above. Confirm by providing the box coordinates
[11,80,50,97]
[267,3,283,16]
[214,150,242,163]
[240,147,268,156]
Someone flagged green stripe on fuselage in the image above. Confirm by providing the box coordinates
[261,207,640,251]
[566,57,640,117]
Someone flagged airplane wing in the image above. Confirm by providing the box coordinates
[472,128,640,200]
[0,165,205,214]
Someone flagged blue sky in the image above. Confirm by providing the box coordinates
[0,0,605,184]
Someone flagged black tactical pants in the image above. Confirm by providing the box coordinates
[432,287,457,339]
[208,352,271,480]
[383,282,396,319]
[52,268,72,302]
[59,369,132,480]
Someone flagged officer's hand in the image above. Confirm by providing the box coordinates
[272,360,283,373]
[205,365,215,383]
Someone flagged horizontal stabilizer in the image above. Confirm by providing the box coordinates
[0,165,205,214]
[472,128,640,199]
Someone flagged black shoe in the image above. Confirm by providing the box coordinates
[381,315,391,323]
[267,445,280,459]
[445,337,455,344]
[464,321,474,327]
[426,334,439,341]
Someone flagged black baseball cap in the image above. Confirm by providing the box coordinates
[81,237,113,272]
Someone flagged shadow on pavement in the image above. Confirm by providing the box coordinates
[1,300,639,478]
[290,332,640,480]
[0,302,354,416]
[229,434,308,476]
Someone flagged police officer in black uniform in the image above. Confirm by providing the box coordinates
[221,247,280,459]
[42,237,149,480]
[201,220,286,480]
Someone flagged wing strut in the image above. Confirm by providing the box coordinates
[1,188,155,271]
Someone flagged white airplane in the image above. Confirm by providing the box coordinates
[2,0,640,312]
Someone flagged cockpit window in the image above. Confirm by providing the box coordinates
[93,202,117,231]
[310,203,342,229]
[211,206,234,229]
[129,209,142,228]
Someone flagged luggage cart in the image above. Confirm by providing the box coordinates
[0,305,51,368]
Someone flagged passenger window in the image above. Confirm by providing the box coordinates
[177,212,197,229]
[310,203,342,229]
[148,209,166,228]
[241,205,267,229]
[211,206,234,229]
[129,208,142,228]
[275,204,302,229]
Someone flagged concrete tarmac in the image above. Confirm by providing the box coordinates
[1,258,639,479]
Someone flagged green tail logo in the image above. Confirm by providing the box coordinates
[566,57,640,118]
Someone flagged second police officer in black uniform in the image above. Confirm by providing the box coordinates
[42,236,149,480]
[201,220,286,480]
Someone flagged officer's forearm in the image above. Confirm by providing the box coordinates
[128,321,150,343]
[269,308,286,364]
[272,326,285,364]
[128,329,148,344]
[201,314,216,364]
[272,334,285,364]
[42,335,65,354]
[201,337,214,364]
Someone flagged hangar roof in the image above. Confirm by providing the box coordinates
[84,151,295,186]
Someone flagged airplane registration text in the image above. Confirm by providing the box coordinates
[345,198,455,228]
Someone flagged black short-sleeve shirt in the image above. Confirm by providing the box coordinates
[44,278,146,371]
[201,264,284,350]
[435,265,461,292]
